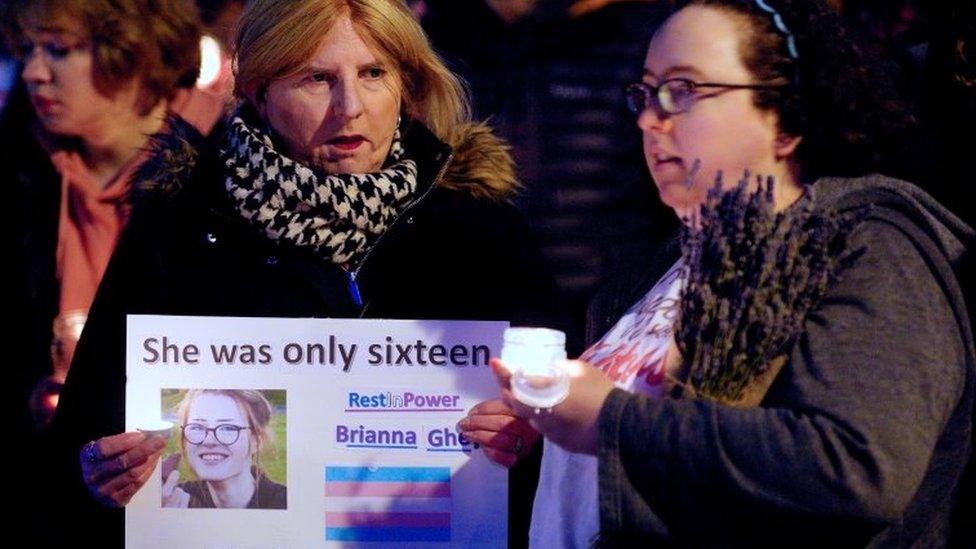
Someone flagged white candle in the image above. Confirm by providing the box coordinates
[501,327,569,409]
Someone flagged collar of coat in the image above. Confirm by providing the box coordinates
[130,109,519,208]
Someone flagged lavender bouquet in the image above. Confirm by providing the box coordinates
[673,174,863,406]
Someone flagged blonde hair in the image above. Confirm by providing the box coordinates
[176,389,276,479]
[235,0,472,145]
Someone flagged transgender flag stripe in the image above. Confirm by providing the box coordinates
[324,496,452,513]
[326,512,450,527]
[325,466,452,543]
[325,527,451,542]
[325,466,451,483]
[326,481,450,497]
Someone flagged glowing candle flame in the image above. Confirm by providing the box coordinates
[196,35,222,88]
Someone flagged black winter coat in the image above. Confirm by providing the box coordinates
[3,83,62,443]
[3,82,65,542]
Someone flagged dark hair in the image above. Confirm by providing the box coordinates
[194,0,245,26]
[6,0,202,115]
[676,0,916,180]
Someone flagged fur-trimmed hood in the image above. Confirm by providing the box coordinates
[438,121,519,202]
[131,113,519,207]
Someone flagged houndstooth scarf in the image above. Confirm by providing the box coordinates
[221,111,418,267]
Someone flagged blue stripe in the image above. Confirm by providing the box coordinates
[326,526,451,542]
[325,466,451,483]
[426,448,472,453]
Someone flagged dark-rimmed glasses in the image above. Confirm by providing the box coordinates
[182,423,250,445]
[624,78,784,117]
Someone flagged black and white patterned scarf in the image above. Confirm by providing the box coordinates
[221,111,418,266]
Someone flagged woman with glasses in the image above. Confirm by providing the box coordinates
[466,0,974,545]
[163,389,285,509]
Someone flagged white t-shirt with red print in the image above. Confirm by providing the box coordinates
[529,261,684,549]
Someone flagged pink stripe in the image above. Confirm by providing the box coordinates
[326,512,451,528]
[326,481,451,497]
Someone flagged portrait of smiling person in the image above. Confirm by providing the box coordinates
[42,0,558,546]
[160,389,286,510]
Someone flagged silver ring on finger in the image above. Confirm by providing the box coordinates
[83,441,100,463]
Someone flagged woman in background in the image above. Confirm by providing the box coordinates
[2,0,201,541]
[3,0,201,431]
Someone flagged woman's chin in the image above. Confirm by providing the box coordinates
[310,156,378,176]
[37,119,73,137]
[305,144,384,174]
[656,183,703,216]
[190,459,242,481]
[196,469,236,482]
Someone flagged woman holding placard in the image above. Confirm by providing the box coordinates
[47,0,556,544]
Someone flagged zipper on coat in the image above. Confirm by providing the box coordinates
[349,150,455,289]
[346,270,364,307]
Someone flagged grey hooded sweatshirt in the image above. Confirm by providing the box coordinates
[594,175,975,547]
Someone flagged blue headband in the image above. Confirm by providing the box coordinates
[754,0,799,60]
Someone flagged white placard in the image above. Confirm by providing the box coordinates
[124,315,508,548]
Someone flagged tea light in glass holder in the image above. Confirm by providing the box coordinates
[501,327,569,412]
